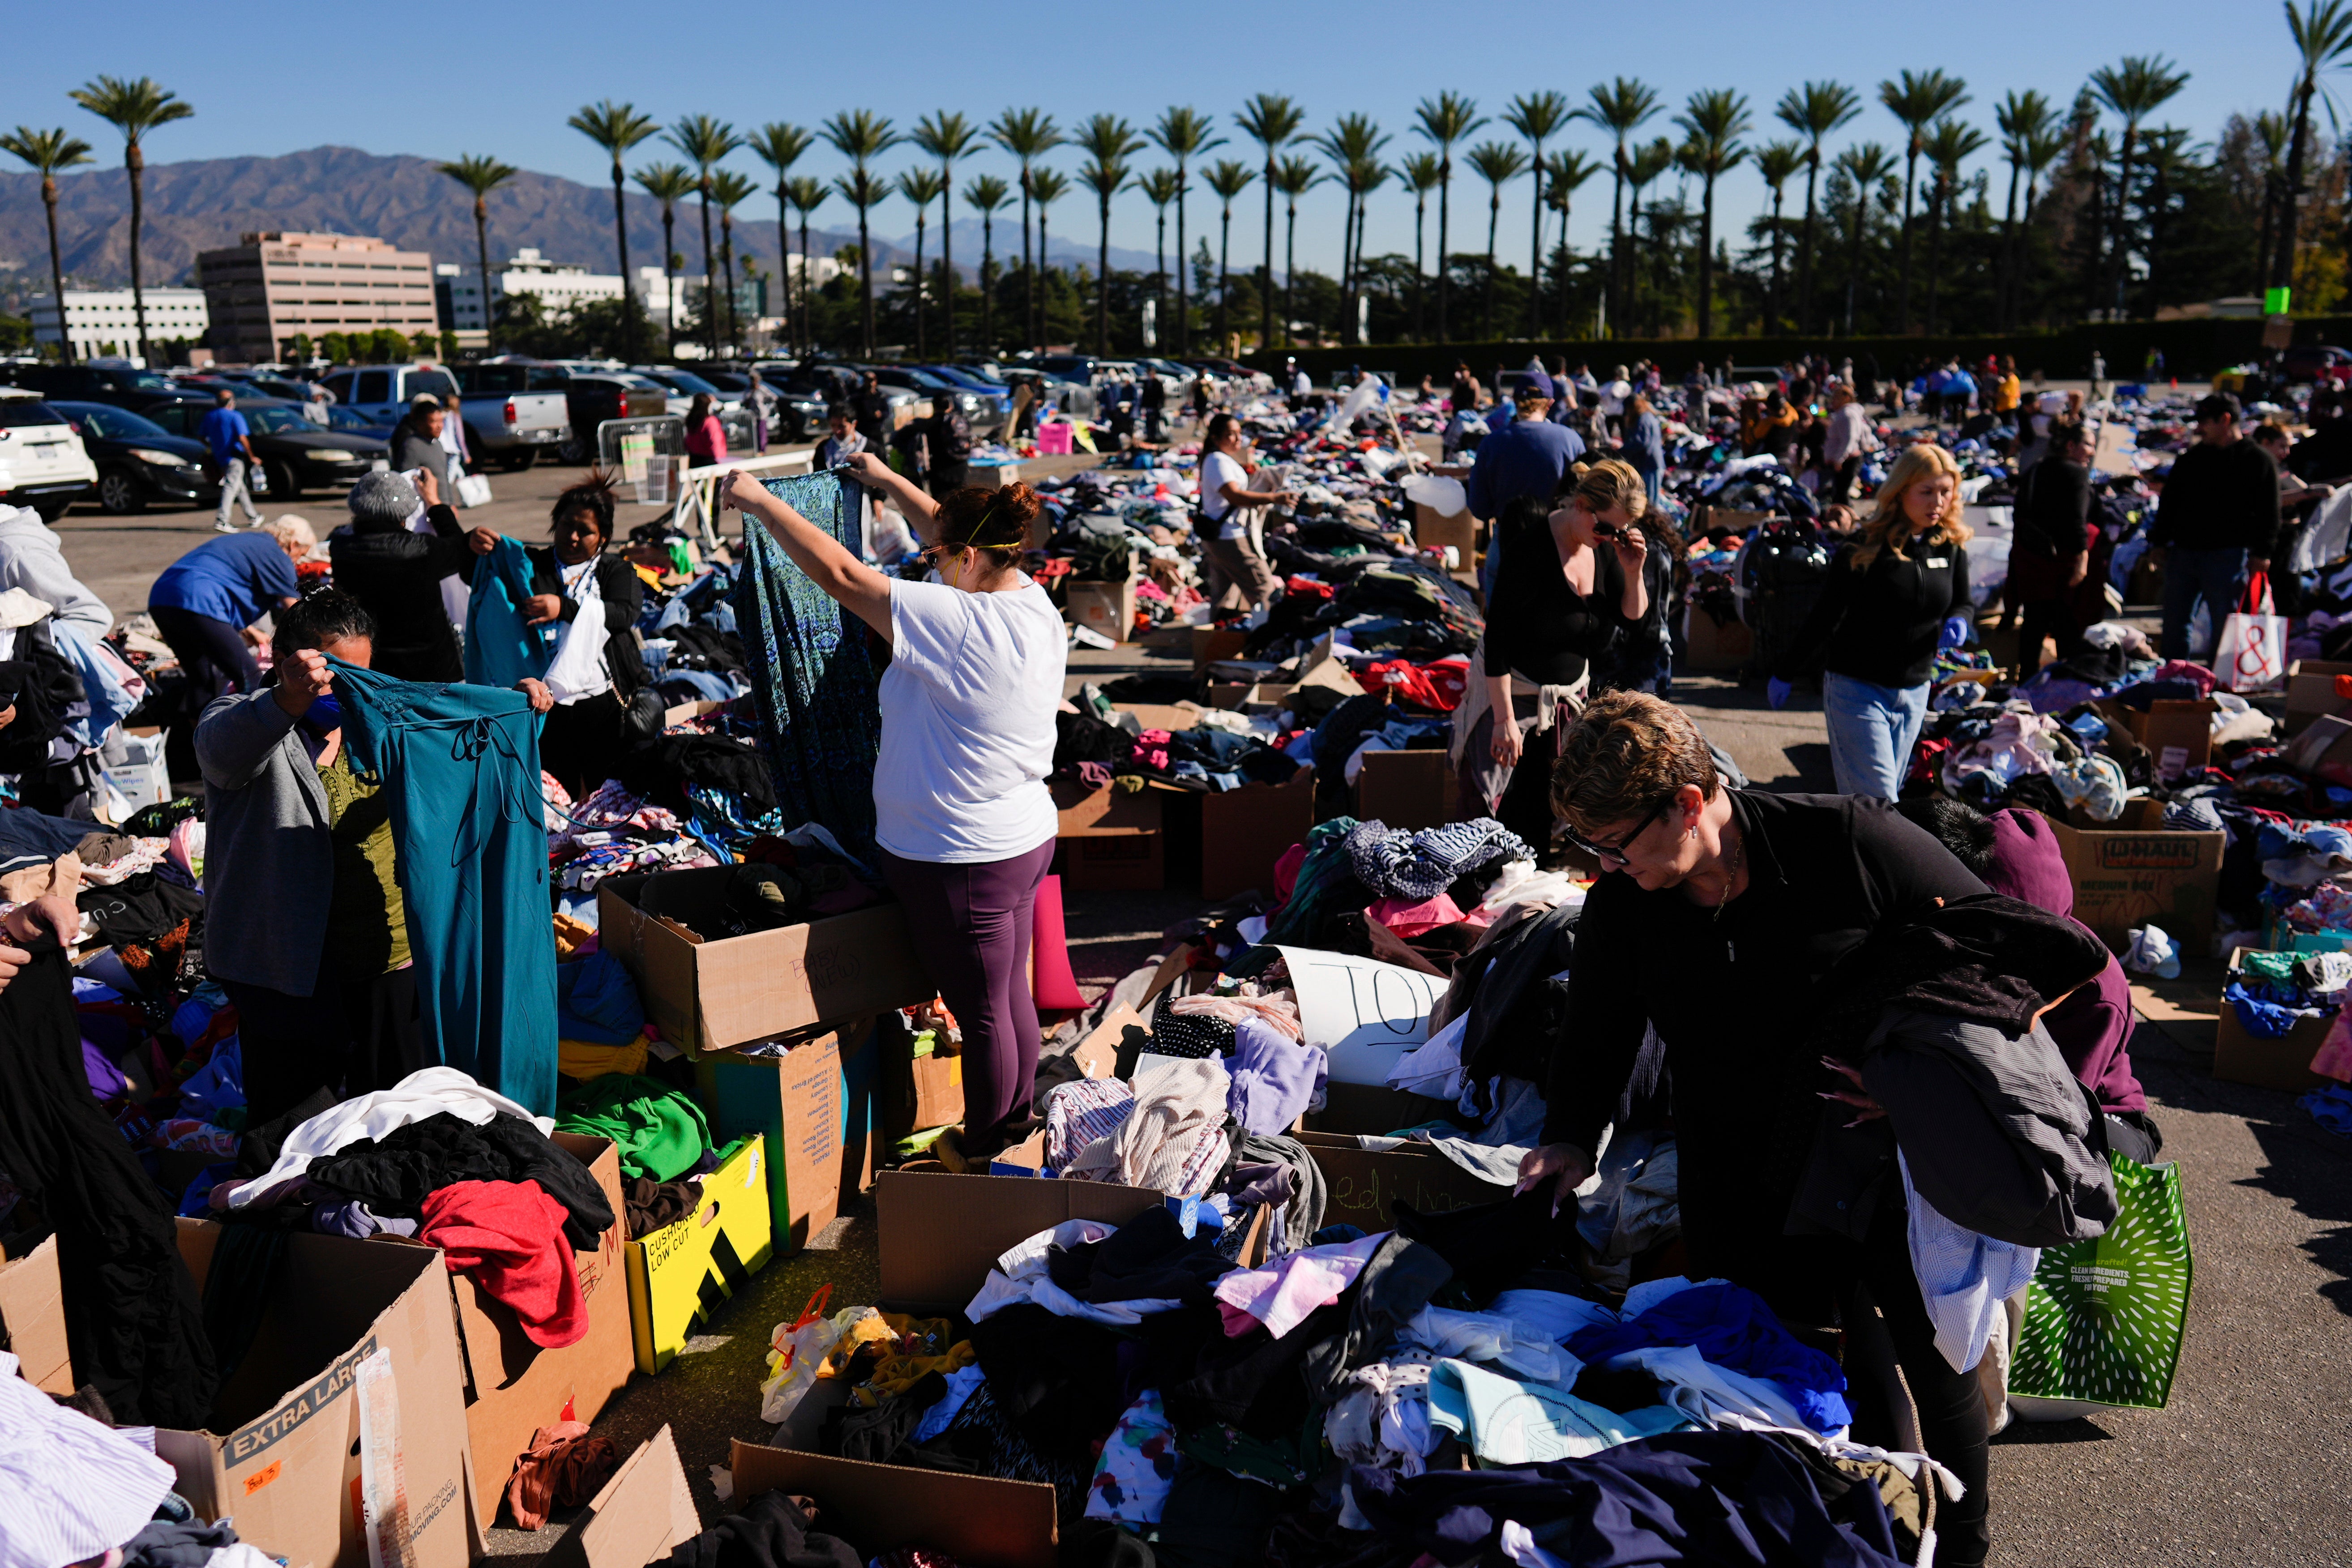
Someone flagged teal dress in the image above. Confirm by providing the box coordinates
[329,658,558,1114]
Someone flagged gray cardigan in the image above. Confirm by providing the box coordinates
[196,689,334,995]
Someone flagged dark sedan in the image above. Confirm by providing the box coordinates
[138,397,389,500]
[49,401,211,514]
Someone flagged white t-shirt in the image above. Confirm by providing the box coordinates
[1200,450,1250,539]
[1599,379,1632,414]
[873,575,1066,863]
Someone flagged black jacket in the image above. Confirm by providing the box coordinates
[522,547,646,697]
[1775,534,1970,688]
[328,503,479,683]
[2013,455,2092,560]
[2151,436,2284,558]
[1479,514,1631,686]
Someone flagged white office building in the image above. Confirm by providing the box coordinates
[437,249,630,331]
[29,287,211,359]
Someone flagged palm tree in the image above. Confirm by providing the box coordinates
[1920,118,1987,332]
[910,112,978,355]
[895,167,948,357]
[1674,89,1750,338]
[437,154,519,350]
[964,174,1011,352]
[710,169,757,352]
[748,124,813,359]
[0,128,93,363]
[1236,95,1307,355]
[1147,107,1222,355]
[1076,114,1142,354]
[821,110,898,357]
[1542,149,1600,337]
[1316,115,1390,344]
[1412,92,1484,343]
[67,77,192,369]
[2087,55,2189,315]
[1344,158,1393,343]
[1504,91,1572,338]
[1775,81,1860,333]
[989,109,1062,352]
[1465,141,1528,338]
[1030,167,1070,335]
[1754,141,1805,332]
[1203,160,1254,350]
[1138,167,1181,347]
[1270,155,1326,347]
[1622,138,1675,332]
[1878,69,1970,331]
[2275,0,2352,289]
[1835,141,1897,333]
[785,176,830,355]
[665,115,744,358]
[569,100,660,359]
[1399,151,1442,340]
[1994,90,2056,327]
[635,162,696,355]
[1574,78,1659,335]
[2254,109,2291,294]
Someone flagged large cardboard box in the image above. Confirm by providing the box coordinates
[876,1168,1164,1312]
[1052,777,1166,892]
[542,1427,701,1568]
[1191,625,1249,675]
[1681,604,1753,670]
[599,870,932,1052]
[701,1033,855,1253]
[158,1222,473,1568]
[1355,748,1458,832]
[732,1439,1056,1568]
[878,1010,965,1138]
[2284,659,2352,735]
[626,1136,774,1374]
[1300,1132,1515,1233]
[0,1234,73,1394]
[1065,580,1138,643]
[2046,799,2226,955]
[2213,948,2331,1092]
[2095,696,2217,780]
[1413,501,1478,583]
[1199,764,1313,901]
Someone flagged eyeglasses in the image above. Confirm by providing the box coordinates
[1562,794,1675,867]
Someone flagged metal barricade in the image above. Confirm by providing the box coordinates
[598,415,686,507]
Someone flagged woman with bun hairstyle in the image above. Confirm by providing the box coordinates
[1769,443,1972,801]
[718,453,1065,1162]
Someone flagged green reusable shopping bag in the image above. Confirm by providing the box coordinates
[2008,1153,2192,1410]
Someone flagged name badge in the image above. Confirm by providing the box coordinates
[1925,557,1950,568]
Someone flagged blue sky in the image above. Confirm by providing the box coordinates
[9,0,2304,277]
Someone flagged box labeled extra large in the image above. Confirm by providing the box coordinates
[599,868,932,1051]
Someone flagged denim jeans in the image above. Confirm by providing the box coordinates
[1821,671,1929,800]
[2160,545,2248,662]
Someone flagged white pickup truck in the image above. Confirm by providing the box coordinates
[319,363,572,472]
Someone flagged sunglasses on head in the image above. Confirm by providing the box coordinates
[1561,793,1676,867]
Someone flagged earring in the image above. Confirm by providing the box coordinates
[1687,827,1698,841]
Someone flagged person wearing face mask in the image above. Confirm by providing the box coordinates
[1768,444,1973,800]
[1451,457,1651,851]
[718,453,1065,1166]
[1195,412,1296,611]
[517,472,649,797]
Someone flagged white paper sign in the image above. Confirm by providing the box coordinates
[1275,944,1445,1085]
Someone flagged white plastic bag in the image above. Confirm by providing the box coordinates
[760,1287,853,1423]
[2214,572,2288,694]
[455,472,494,508]
[542,594,608,705]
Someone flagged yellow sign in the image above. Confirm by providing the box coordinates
[625,1135,773,1374]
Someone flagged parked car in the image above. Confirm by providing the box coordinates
[557,374,670,464]
[446,362,575,470]
[324,405,399,442]
[870,365,989,428]
[2281,345,2352,386]
[0,361,214,423]
[631,367,756,450]
[138,397,388,500]
[49,400,210,514]
[913,364,1012,428]
[0,390,98,520]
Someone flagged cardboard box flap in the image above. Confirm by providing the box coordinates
[546,1426,701,1568]
[876,1169,1163,1311]
[730,1440,1056,1568]
[0,1235,73,1394]
[1071,1004,1144,1081]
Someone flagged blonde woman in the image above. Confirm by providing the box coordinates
[1769,443,1972,799]
[1452,457,1651,846]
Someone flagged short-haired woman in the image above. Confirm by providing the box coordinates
[1452,457,1651,848]
[1769,443,1972,799]
[518,472,648,797]
[719,454,1065,1164]
[1196,412,1294,611]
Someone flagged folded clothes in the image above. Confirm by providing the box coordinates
[1345,818,1532,901]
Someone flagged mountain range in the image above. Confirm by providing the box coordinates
[0,145,1179,295]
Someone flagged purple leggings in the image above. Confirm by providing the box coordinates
[879,837,1055,1148]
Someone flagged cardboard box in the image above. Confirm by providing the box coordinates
[1413,501,1478,582]
[1682,604,1753,671]
[0,1234,73,1394]
[626,1136,774,1374]
[1065,579,1138,643]
[1199,764,1313,900]
[2046,799,2226,955]
[1355,748,1458,832]
[1191,625,1249,675]
[731,1439,1056,1568]
[599,870,933,1052]
[878,1012,965,1138]
[701,1033,853,1253]
[541,1427,701,1568]
[2284,659,2352,735]
[2212,948,2331,1092]
[158,1221,473,1568]
[1052,777,1167,892]
[876,1167,1164,1312]
[661,697,727,730]
[1300,1131,1516,1233]
[2095,696,2217,780]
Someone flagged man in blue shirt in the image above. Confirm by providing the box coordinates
[1465,394,1586,595]
[199,389,262,533]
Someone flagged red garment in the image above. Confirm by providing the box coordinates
[1355,657,1469,712]
[419,1179,588,1348]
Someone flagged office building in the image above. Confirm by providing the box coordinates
[195,232,437,362]
[28,288,210,361]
